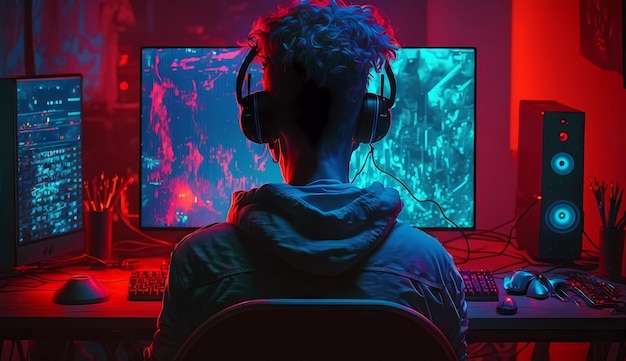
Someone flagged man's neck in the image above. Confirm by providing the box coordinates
[282,147,352,186]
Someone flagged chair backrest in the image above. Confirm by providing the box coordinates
[173,298,457,361]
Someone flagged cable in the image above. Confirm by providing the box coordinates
[514,342,532,358]
[20,253,110,273]
[581,249,599,260]
[442,223,516,246]
[541,258,580,274]
[490,260,530,274]
[500,196,540,256]
[359,144,472,264]
[9,340,22,361]
[582,229,600,250]
[115,204,174,249]
[350,146,373,183]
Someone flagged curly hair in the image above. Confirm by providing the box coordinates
[248,0,399,93]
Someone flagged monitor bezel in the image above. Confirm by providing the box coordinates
[138,46,477,231]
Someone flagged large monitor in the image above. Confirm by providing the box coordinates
[0,74,84,269]
[140,47,475,229]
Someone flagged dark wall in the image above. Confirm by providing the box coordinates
[120,0,427,48]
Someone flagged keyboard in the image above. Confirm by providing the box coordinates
[128,268,502,302]
[460,270,499,301]
[568,273,622,308]
[128,269,167,301]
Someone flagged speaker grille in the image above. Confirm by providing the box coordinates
[544,200,581,233]
[550,152,575,176]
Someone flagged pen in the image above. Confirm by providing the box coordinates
[591,179,624,229]
[617,211,626,231]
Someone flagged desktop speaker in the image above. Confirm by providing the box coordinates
[516,100,585,261]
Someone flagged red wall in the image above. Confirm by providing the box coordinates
[424,0,626,247]
[512,0,626,244]
[426,0,516,234]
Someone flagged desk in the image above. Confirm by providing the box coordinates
[1,261,625,344]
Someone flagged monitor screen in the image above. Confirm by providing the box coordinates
[140,47,282,228]
[351,48,476,229]
[140,47,475,230]
[0,74,84,269]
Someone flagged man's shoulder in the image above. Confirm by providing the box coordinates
[174,222,244,254]
[185,221,240,238]
[170,222,256,287]
[385,222,448,254]
[367,221,457,286]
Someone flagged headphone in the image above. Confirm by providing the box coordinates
[236,47,396,145]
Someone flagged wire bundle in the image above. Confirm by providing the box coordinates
[84,173,134,212]
[590,179,625,230]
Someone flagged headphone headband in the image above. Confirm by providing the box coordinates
[236,47,258,106]
[383,62,396,108]
[236,47,396,145]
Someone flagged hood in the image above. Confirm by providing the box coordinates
[226,180,402,276]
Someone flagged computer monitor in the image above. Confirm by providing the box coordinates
[352,47,476,229]
[0,74,84,269]
[140,47,475,230]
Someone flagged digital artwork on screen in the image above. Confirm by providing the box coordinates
[350,48,476,229]
[0,74,86,269]
[141,47,475,230]
[140,47,283,228]
[17,76,84,243]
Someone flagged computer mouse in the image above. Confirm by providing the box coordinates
[526,277,550,300]
[52,274,110,305]
[503,270,536,294]
[496,296,518,315]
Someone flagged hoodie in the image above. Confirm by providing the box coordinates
[227,180,402,276]
[144,180,467,361]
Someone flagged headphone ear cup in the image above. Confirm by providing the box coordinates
[239,90,277,144]
[355,93,391,144]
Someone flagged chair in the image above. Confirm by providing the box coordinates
[173,298,458,361]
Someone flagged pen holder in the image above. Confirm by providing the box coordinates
[599,227,625,281]
[85,210,113,261]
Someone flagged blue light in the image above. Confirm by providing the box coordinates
[551,152,574,175]
[545,201,580,233]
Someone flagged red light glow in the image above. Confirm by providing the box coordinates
[174,183,195,211]
[119,54,129,67]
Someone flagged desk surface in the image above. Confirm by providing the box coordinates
[1,259,625,343]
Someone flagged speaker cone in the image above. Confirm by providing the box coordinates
[551,152,574,175]
[545,201,580,233]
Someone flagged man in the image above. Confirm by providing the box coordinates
[144,1,467,360]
